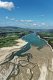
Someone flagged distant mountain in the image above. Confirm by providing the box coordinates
[47,29,53,33]
[0,26,31,33]
[0,26,53,33]
[33,29,53,33]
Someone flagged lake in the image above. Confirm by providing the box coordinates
[15,33,47,56]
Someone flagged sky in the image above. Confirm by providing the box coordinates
[0,0,53,29]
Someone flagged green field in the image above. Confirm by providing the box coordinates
[37,32,53,37]
[0,31,30,48]
[0,33,19,48]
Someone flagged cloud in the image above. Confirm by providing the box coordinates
[33,22,48,27]
[33,23,37,26]
[16,20,33,22]
[0,1,14,10]
[5,16,9,19]
[41,22,48,26]
[41,22,46,25]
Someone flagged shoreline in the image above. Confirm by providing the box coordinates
[0,39,28,64]
[37,35,53,52]
[0,34,53,80]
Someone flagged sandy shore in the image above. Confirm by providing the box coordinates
[0,35,53,80]
[27,45,53,66]
[0,39,28,64]
[24,45,53,80]
[7,44,53,80]
[0,41,53,80]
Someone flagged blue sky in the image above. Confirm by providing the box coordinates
[0,0,53,29]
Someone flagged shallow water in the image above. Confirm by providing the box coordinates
[15,33,47,56]
[22,33,46,47]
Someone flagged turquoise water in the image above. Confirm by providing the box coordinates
[22,33,46,47]
[15,43,31,56]
[15,33,46,56]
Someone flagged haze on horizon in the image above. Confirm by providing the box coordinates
[0,0,53,29]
